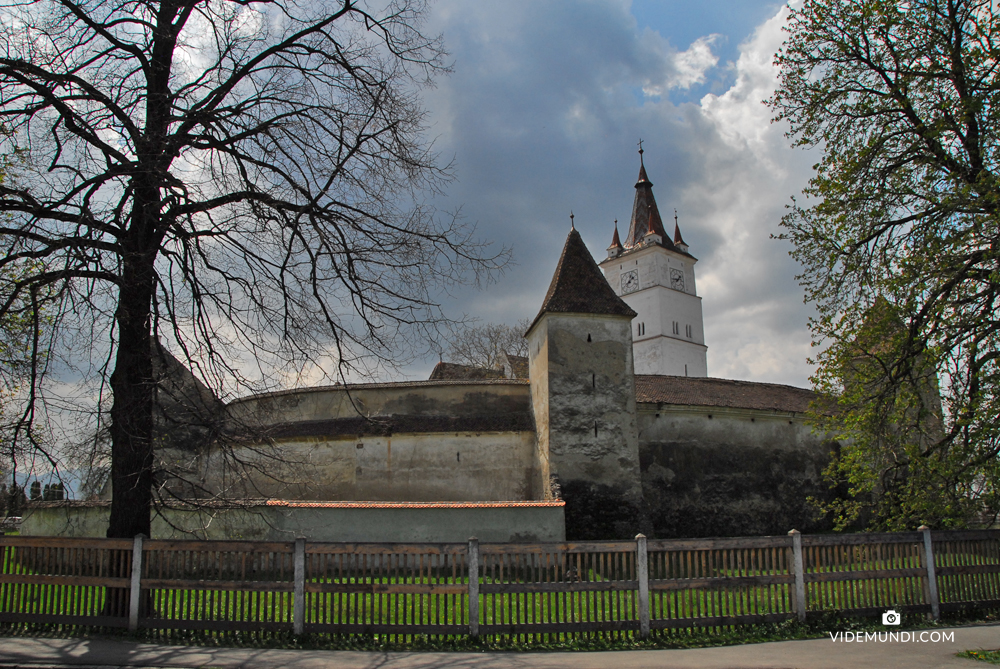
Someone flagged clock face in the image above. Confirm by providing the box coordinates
[621,269,639,294]
[670,269,685,291]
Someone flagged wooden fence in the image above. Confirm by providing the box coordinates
[1,528,998,639]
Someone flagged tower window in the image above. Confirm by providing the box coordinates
[685,324,692,338]
[637,322,645,336]
[672,321,679,335]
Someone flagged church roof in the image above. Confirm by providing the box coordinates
[673,221,686,246]
[608,222,622,249]
[620,153,694,259]
[635,375,820,414]
[429,361,505,380]
[530,228,637,332]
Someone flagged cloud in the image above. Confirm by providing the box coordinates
[409,0,817,387]
[642,33,721,96]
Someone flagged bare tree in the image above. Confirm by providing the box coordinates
[443,318,530,371]
[0,0,505,538]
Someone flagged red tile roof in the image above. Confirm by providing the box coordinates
[635,375,819,413]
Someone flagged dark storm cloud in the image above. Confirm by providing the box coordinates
[408,1,816,387]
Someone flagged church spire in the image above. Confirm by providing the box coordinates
[607,219,623,259]
[673,209,688,252]
[636,138,650,186]
[623,145,670,249]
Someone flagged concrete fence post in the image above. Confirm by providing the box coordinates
[919,525,940,620]
[128,534,146,632]
[636,533,650,638]
[788,529,806,623]
[293,536,306,635]
[468,537,480,637]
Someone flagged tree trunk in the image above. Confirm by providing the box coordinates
[106,198,160,540]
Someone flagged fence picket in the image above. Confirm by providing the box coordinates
[2,529,998,637]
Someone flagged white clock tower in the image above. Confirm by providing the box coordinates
[598,149,708,377]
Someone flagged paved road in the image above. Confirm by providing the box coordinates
[0,625,997,669]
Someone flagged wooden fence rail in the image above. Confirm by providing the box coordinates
[2,528,998,639]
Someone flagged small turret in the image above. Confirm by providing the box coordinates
[607,220,623,259]
[673,210,689,253]
[642,211,662,245]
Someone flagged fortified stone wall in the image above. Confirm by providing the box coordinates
[193,431,538,502]
[637,404,836,538]
[204,380,546,502]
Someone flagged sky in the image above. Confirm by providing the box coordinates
[402,0,819,387]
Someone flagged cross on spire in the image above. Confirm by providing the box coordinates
[570,211,575,230]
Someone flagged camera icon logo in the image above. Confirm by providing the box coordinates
[882,609,901,625]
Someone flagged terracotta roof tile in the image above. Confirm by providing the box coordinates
[530,228,637,331]
[635,375,819,413]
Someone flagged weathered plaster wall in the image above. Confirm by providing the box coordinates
[20,502,566,542]
[190,380,548,502]
[529,313,645,539]
[196,431,538,502]
[637,404,837,538]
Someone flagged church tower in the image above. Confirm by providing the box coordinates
[598,149,708,377]
[526,224,644,519]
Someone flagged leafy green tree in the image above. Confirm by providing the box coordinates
[769,0,1000,529]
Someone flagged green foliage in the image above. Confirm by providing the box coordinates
[962,649,1000,665]
[769,0,1000,530]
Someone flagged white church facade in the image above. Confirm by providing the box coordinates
[22,152,839,543]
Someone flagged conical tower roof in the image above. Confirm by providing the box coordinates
[608,221,622,249]
[529,228,637,333]
[624,153,672,249]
